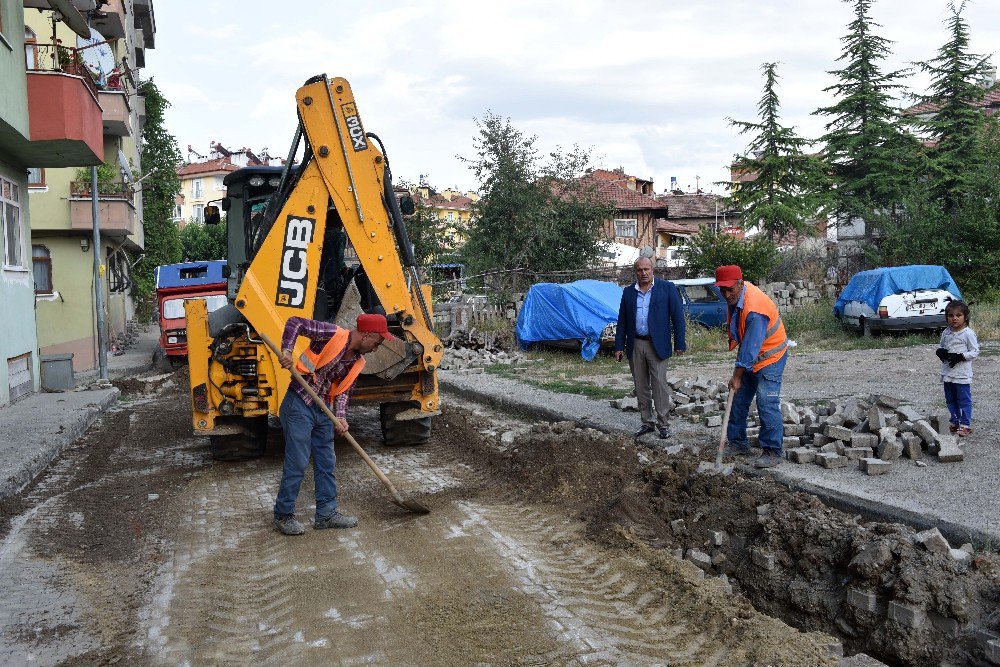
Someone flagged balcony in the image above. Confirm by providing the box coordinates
[90,0,129,39]
[99,90,132,136]
[69,181,136,238]
[23,45,103,167]
[134,0,156,47]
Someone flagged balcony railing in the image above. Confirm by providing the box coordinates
[70,180,132,199]
[27,43,134,98]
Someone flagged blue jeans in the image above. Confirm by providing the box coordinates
[274,390,338,519]
[943,382,973,427]
[727,353,787,454]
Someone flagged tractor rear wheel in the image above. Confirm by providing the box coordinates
[380,400,432,446]
[209,417,269,461]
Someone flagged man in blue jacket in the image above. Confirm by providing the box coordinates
[615,256,686,439]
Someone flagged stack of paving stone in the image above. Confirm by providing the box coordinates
[775,393,965,474]
[610,376,731,423]
[759,280,827,313]
[438,329,525,371]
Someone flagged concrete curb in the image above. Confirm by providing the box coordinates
[0,388,119,499]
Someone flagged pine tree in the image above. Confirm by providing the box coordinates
[916,1,994,210]
[727,63,830,241]
[134,79,182,309]
[814,0,918,228]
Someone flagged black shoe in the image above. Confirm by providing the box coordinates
[314,511,359,530]
[658,426,672,439]
[274,514,305,536]
[722,444,751,457]
[634,425,656,438]
[754,451,782,468]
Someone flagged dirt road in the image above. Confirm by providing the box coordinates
[0,375,840,666]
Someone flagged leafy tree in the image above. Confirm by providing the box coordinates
[406,203,447,267]
[727,63,830,241]
[915,0,993,210]
[814,0,919,228]
[134,79,182,311]
[681,228,779,282]
[180,219,227,260]
[459,113,613,290]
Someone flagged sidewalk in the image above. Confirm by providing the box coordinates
[0,327,160,498]
[440,368,1000,548]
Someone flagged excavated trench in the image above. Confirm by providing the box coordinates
[452,405,1000,667]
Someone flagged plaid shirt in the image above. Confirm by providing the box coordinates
[281,317,361,417]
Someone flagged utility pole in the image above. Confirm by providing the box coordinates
[91,165,108,382]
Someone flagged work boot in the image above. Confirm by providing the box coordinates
[274,514,306,536]
[634,425,655,438]
[722,444,751,457]
[314,511,359,530]
[754,451,783,468]
[658,425,672,439]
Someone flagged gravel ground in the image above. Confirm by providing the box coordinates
[442,339,1000,546]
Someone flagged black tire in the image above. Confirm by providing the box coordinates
[210,417,268,461]
[380,400,432,446]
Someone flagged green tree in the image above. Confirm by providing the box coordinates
[915,1,994,210]
[180,218,228,260]
[134,79,182,310]
[727,63,830,241]
[406,203,446,266]
[814,0,919,228]
[681,227,779,282]
[459,113,612,289]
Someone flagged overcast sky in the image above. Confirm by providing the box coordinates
[146,0,998,195]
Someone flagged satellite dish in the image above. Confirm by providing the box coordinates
[76,28,115,78]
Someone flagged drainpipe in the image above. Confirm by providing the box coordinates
[92,166,108,381]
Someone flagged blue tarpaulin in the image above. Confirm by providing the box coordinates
[516,280,623,360]
[834,265,962,317]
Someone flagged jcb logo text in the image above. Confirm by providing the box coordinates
[342,102,368,152]
[275,215,315,308]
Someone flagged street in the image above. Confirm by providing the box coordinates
[0,373,838,666]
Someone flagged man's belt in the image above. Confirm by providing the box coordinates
[634,334,651,341]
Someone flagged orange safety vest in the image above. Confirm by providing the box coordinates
[294,327,366,402]
[727,282,788,372]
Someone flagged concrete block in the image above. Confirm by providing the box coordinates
[874,394,902,409]
[915,528,951,556]
[751,549,775,570]
[928,611,961,637]
[685,549,713,571]
[884,413,899,427]
[878,426,898,442]
[851,433,878,448]
[813,433,831,447]
[859,457,891,475]
[897,420,915,433]
[673,392,691,405]
[826,413,846,427]
[826,424,854,441]
[817,452,849,468]
[847,588,879,613]
[709,530,728,546]
[933,410,953,435]
[670,519,686,535]
[782,436,801,448]
[986,639,1000,665]
[877,439,904,461]
[703,414,723,427]
[913,420,939,446]
[901,433,922,459]
[781,402,801,424]
[938,434,964,463]
[888,601,926,628]
[868,407,887,430]
[819,443,840,453]
[844,447,873,461]
[895,406,922,423]
[789,447,817,464]
[950,548,972,563]
[784,423,806,436]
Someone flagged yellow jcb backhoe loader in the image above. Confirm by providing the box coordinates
[184,75,443,460]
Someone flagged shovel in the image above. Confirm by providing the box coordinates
[698,387,735,475]
[260,333,430,514]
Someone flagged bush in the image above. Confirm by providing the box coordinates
[767,245,833,284]
[681,228,778,281]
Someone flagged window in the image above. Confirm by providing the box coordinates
[172,205,183,220]
[614,218,638,238]
[446,212,454,221]
[32,245,52,293]
[2,177,24,268]
[192,179,204,198]
[162,294,228,320]
[108,250,131,293]
[193,204,204,223]
[684,285,721,303]
[25,28,38,69]
[27,168,44,187]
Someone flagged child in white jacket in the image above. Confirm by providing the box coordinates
[935,300,979,436]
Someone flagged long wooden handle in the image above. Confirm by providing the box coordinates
[716,389,734,467]
[259,333,407,500]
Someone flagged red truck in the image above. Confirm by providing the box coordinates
[154,260,228,358]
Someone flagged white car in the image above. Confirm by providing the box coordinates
[840,288,955,336]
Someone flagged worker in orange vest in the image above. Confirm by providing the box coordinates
[272,313,396,535]
[715,265,789,468]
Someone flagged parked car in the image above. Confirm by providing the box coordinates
[673,278,727,328]
[833,265,962,336]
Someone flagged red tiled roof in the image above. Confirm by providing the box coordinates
[655,219,700,235]
[905,86,1000,116]
[177,158,239,177]
[656,193,729,219]
[412,193,473,210]
[579,173,666,210]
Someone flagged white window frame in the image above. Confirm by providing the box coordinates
[2,176,25,269]
[172,205,183,221]
[192,178,204,198]
[193,204,204,223]
[614,218,638,239]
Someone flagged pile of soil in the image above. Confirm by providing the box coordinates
[448,410,1000,666]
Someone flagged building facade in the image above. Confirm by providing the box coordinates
[175,143,268,228]
[26,0,157,372]
[1,0,105,402]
